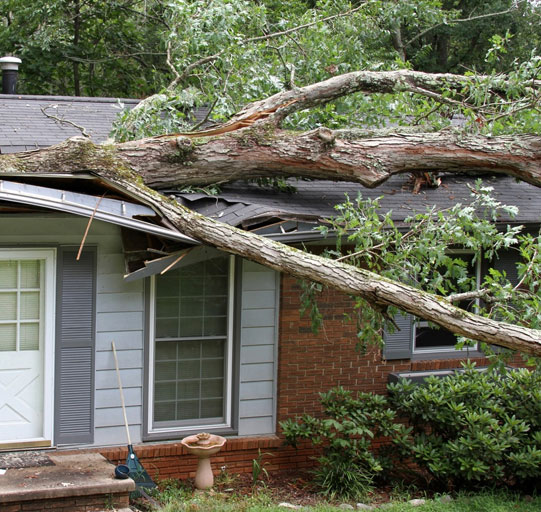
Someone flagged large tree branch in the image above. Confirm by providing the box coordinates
[224,69,540,128]
[1,131,539,189]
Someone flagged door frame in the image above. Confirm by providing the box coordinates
[0,248,56,447]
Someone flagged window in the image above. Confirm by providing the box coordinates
[149,254,234,432]
[413,253,480,354]
[0,259,44,352]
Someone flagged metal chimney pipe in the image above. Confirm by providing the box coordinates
[0,56,22,94]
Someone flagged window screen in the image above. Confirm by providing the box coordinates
[413,254,478,352]
[153,255,230,426]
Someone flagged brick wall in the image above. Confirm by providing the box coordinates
[99,436,316,482]
[277,274,521,423]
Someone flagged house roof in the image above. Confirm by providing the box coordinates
[0,94,140,153]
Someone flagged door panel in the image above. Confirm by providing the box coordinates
[0,251,54,446]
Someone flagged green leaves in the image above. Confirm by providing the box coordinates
[280,386,405,499]
[388,366,541,488]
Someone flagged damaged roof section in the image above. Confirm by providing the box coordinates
[169,173,541,241]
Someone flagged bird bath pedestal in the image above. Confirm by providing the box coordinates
[180,433,227,490]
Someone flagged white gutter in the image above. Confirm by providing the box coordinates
[0,179,195,243]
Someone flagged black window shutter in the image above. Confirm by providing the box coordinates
[488,248,520,354]
[493,248,520,286]
[383,313,413,360]
[55,247,96,445]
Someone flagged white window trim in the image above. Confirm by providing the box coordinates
[147,255,235,435]
[0,248,56,444]
[413,251,481,354]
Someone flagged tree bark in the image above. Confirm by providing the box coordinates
[1,131,540,189]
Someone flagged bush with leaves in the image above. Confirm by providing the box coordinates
[280,387,405,500]
[388,363,541,490]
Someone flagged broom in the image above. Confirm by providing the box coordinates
[112,341,156,495]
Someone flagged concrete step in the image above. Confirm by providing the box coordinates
[0,452,135,512]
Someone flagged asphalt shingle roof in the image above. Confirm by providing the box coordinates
[172,173,541,228]
[0,94,139,152]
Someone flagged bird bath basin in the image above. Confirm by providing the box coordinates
[180,433,227,489]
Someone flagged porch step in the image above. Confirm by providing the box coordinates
[0,452,134,512]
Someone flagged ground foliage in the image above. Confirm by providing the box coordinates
[136,472,541,511]
[281,366,541,499]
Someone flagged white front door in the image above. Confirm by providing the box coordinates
[0,250,55,447]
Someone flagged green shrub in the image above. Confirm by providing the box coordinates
[280,387,404,500]
[388,363,541,489]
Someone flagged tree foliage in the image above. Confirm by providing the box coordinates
[308,181,541,358]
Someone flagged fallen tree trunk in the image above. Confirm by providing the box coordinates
[85,166,541,357]
[1,131,540,189]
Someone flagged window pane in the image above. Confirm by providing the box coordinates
[205,296,227,316]
[20,323,39,351]
[201,398,223,418]
[180,276,202,296]
[203,317,227,336]
[205,276,228,295]
[156,341,177,360]
[201,378,223,398]
[202,359,224,379]
[155,381,176,401]
[154,255,230,427]
[156,318,178,338]
[206,257,228,276]
[154,401,175,422]
[156,298,179,317]
[0,324,16,351]
[180,297,204,316]
[416,326,457,349]
[0,261,17,289]
[20,292,40,320]
[156,276,179,298]
[178,360,200,379]
[202,339,224,358]
[177,340,200,359]
[177,380,200,400]
[0,292,17,320]
[155,361,177,381]
[179,317,203,337]
[20,261,40,288]
[177,400,199,420]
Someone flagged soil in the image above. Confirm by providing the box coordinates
[137,470,399,509]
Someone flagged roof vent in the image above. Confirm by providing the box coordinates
[0,56,22,94]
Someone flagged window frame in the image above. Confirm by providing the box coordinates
[146,254,236,436]
[412,250,481,355]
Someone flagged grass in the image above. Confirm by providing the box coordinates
[142,481,540,512]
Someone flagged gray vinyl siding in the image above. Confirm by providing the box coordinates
[238,260,279,436]
[0,214,145,447]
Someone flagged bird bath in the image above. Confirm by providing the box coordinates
[180,433,227,489]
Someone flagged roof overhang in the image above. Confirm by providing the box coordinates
[0,179,195,244]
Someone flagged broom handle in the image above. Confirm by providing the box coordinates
[112,341,132,446]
